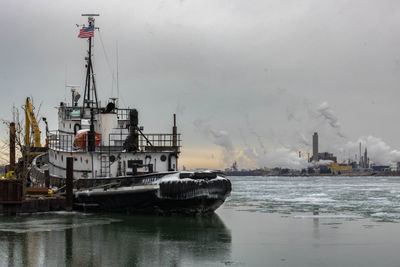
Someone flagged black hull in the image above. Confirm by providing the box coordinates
[72,173,231,215]
[74,191,227,215]
[31,158,232,215]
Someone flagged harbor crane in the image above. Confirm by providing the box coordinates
[25,97,46,156]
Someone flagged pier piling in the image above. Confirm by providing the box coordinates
[66,157,74,211]
[44,170,50,188]
[9,122,15,172]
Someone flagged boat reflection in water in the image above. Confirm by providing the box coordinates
[0,212,231,266]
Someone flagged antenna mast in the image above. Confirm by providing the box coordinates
[116,41,119,107]
[82,14,99,109]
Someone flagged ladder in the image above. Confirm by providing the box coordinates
[100,154,110,177]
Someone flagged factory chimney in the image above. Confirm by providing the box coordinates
[312,132,319,162]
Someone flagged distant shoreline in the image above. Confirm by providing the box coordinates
[225,171,400,177]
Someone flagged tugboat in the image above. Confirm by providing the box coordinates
[31,14,231,214]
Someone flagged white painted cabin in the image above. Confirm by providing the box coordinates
[48,103,180,179]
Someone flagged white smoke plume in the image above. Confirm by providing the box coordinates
[317,101,345,138]
[193,90,400,169]
[346,136,400,165]
[242,146,309,169]
[309,160,334,167]
[193,119,235,165]
[193,119,233,151]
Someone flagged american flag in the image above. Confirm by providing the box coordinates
[78,26,94,38]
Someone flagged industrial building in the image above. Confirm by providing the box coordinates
[310,132,337,163]
[359,143,370,168]
[328,163,352,174]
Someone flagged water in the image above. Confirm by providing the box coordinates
[228,176,400,222]
[1,176,400,266]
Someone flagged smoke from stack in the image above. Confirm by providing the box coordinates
[192,89,400,169]
[346,136,400,165]
[317,101,345,138]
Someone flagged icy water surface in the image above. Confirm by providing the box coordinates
[1,176,400,266]
[227,176,400,222]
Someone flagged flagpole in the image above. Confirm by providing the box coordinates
[81,14,99,110]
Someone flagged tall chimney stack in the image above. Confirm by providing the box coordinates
[312,132,318,162]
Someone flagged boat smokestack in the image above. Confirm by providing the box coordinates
[131,109,139,150]
[172,114,177,149]
[9,122,15,172]
[123,109,139,151]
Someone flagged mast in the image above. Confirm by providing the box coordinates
[82,14,99,110]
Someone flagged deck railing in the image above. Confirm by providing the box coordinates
[59,106,132,121]
[48,130,181,152]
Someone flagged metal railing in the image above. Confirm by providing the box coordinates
[116,109,130,121]
[139,134,181,150]
[48,130,181,152]
[48,132,77,152]
[59,106,131,121]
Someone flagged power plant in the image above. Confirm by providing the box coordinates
[310,132,337,163]
[307,132,381,174]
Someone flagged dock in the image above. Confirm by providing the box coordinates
[0,180,66,215]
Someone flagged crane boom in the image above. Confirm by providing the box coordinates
[25,97,42,148]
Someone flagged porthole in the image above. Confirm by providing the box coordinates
[160,155,167,162]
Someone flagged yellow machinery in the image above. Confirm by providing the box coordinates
[329,163,352,174]
[5,171,16,180]
[25,97,46,156]
[0,171,17,180]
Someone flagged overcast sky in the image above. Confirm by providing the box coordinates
[1,0,400,169]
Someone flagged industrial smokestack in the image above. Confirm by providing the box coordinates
[312,132,318,162]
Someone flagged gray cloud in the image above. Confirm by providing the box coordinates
[2,0,400,168]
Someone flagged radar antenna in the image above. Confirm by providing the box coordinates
[66,85,80,106]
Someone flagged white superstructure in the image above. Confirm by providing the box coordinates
[48,104,180,179]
